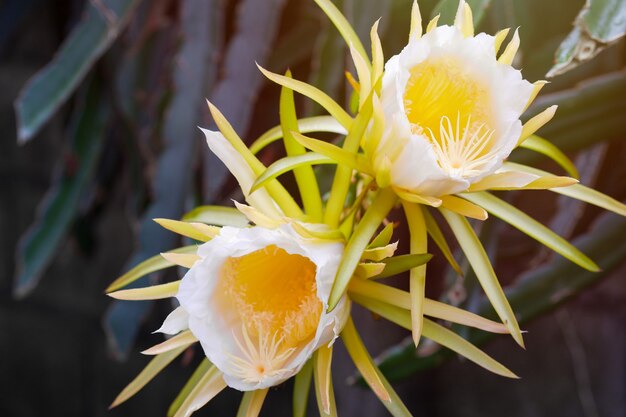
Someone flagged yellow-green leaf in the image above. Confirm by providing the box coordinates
[153,219,217,242]
[108,281,181,301]
[328,187,397,310]
[368,222,394,249]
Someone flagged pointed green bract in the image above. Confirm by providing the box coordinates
[518,135,579,179]
[153,219,215,242]
[110,346,187,408]
[250,116,347,155]
[328,187,397,310]
[280,73,324,222]
[106,245,197,292]
[462,192,600,271]
[293,359,313,417]
[439,208,524,347]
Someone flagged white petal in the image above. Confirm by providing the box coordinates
[154,306,189,335]
[201,128,281,218]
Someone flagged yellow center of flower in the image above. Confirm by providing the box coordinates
[222,245,321,345]
[403,57,498,178]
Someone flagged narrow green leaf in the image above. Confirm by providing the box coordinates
[15,0,140,142]
[519,135,579,179]
[106,246,197,292]
[328,187,397,310]
[462,192,600,271]
[440,208,524,347]
[110,346,187,408]
[168,359,212,417]
[293,359,313,417]
[403,201,428,345]
[182,205,249,227]
[14,79,108,297]
[252,153,335,193]
[250,116,347,155]
[505,162,626,217]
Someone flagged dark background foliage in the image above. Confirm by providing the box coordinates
[1,0,625,416]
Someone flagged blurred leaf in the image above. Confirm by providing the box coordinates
[14,78,109,298]
[105,0,216,360]
[268,17,320,71]
[432,0,492,25]
[375,208,626,381]
[202,0,287,199]
[14,0,141,142]
[548,0,626,77]
[513,70,626,165]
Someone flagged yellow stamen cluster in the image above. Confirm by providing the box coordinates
[403,58,497,177]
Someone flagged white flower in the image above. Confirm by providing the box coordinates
[375,15,535,198]
[158,223,348,391]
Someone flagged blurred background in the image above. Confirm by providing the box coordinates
[1,0,625,416]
